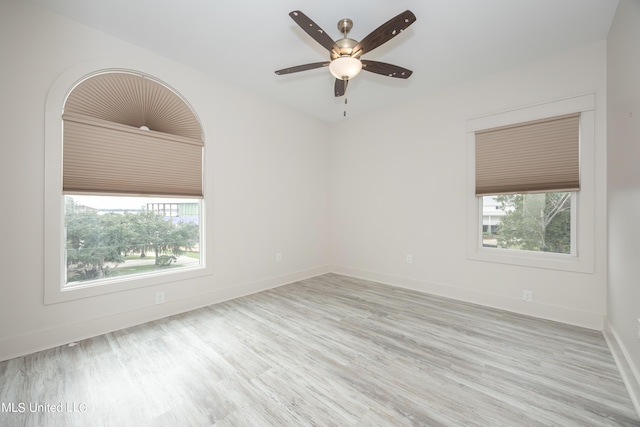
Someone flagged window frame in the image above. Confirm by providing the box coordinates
[466,94,595,273]
[44,67,211,305]
[63,194,204,288]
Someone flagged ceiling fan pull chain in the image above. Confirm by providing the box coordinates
[342,76,349,117]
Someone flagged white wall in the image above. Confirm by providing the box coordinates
[0,0,330,361]
[329,41,608,329]
[606,0,640,412]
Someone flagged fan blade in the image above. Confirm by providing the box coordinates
[361,60,413,79]
[289,11,340,56]
[351,10,416,58]
[334,78,347,97]
[275,62,330,75]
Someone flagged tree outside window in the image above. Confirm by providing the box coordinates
[65,196,200,284]
[482,192,572,254]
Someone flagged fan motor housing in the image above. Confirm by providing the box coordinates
[332,38,358,59]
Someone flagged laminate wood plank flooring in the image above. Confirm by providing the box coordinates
[1,273,638,426]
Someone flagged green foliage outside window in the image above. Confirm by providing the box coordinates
[493,192,571,254]
[65,197,199,283]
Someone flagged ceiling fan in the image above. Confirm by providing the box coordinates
[275,10,417,97]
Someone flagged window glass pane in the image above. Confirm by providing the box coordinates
[64,195,201,285]
[481,192,572,254]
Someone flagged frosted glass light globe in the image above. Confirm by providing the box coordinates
[329,57,362,80]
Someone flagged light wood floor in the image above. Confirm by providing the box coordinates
[1,273,638,426]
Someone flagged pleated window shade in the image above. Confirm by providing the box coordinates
[63,72,203,197]
[475,113,580,196]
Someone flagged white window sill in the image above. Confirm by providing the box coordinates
[467,246,591,273]
[45,265,212,305]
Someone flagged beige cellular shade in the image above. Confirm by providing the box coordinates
[63,72,203,197]
[475,113,580,196]
[63,114,202,196]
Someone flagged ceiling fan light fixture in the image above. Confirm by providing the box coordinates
[329,56,362,80]
[275,10,416,98]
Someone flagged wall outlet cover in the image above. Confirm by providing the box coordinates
[155,292,165,305]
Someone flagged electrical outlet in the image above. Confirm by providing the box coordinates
[155,292,165,305]
[406,254,413,264]
[522,290,533,302]
[276,252,282,262]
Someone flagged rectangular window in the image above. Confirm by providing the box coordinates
[465,93,595,273]
[64,195,201,286]
[474,112,578,257]
[481,192,573,254]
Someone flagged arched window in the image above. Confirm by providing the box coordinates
[61,71,204,287]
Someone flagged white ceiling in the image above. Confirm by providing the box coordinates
[28,0,618,123]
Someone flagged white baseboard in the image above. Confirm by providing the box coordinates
[604,322,640,419]
[0,265,331,362]
[330,265,604,330]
